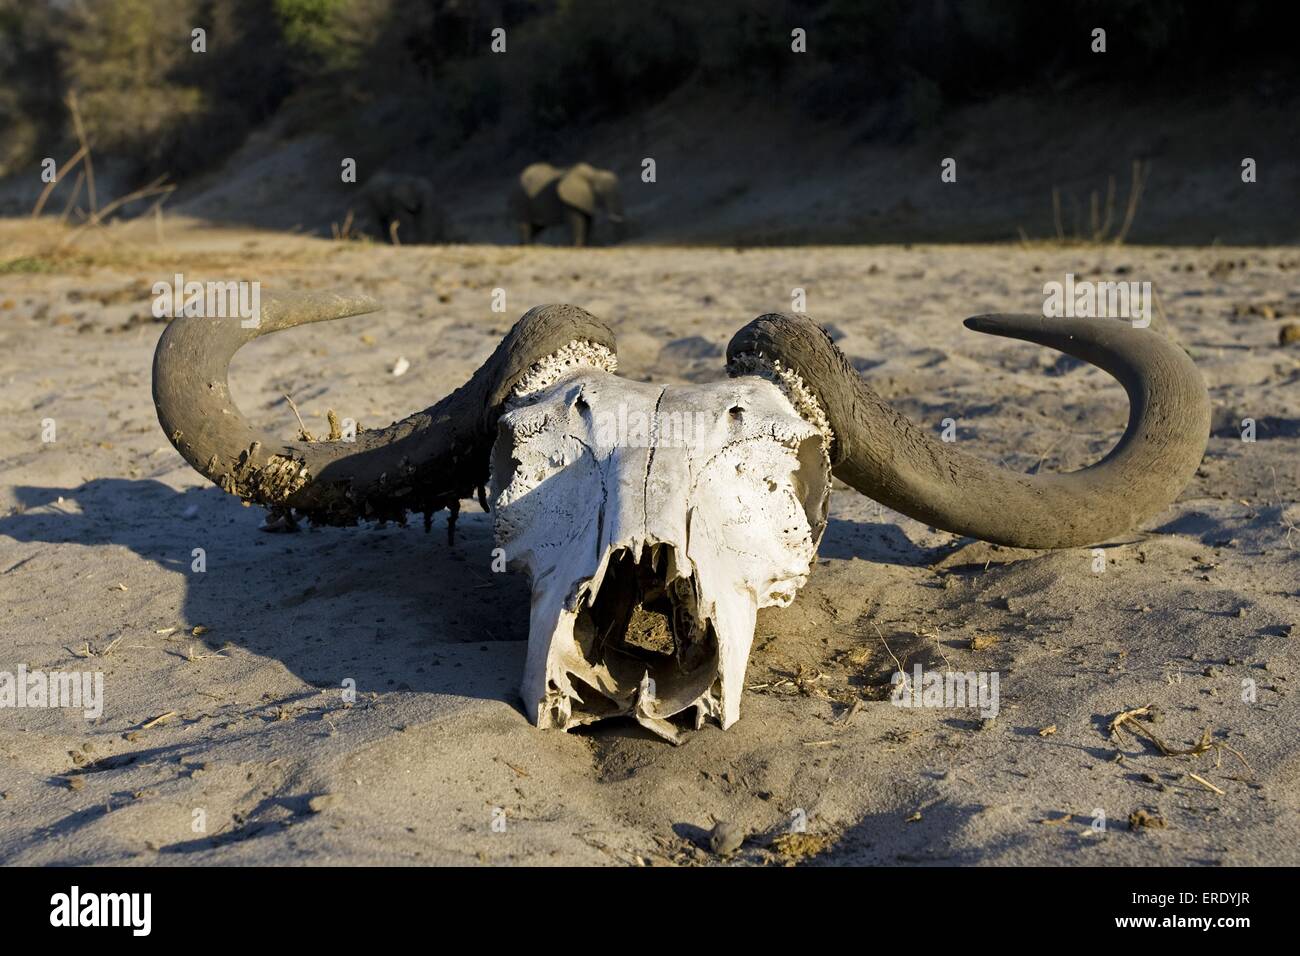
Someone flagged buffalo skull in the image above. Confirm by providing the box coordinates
[154,295,1209,741]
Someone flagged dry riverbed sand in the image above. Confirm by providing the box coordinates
[0,219,1297,865]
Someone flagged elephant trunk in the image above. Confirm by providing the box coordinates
[604,191,627,241]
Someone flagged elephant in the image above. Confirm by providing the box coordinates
[349,171,445,245]
[509,162,625,247]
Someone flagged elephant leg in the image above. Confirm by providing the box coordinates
[360,201,386,242]
[567,209,591,247]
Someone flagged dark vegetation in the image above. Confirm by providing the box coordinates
[1,1,1293,184]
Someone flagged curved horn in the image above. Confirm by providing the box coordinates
[726,312,1210,549]
[153,293,616,530]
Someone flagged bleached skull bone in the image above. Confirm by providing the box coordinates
[490,346,831,742]
[155,296,1210,743]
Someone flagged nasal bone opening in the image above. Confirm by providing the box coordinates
[572,542,720,725]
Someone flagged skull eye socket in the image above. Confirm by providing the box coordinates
[729,405,744,418]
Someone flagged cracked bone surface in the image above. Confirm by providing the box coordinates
[490,360,830,743]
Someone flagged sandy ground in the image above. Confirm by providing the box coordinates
[0,219,1297,865]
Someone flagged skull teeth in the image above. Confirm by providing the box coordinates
[554,541,722,741]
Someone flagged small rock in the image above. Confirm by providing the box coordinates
[707,821,744,856]
[1128,808,1167,830]
[1279,322,1300,346]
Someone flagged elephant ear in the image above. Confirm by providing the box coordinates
[520,163,560,199]
[557,166,598,216]
[593,170,624,220]
[394,180,421,214]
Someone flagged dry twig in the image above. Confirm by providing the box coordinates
[1108,704,1252,775]
[30,144,88,218]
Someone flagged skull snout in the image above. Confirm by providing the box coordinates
[570,541,721,739]
[497,368,832,740]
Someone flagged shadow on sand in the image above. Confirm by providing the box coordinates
[2,478,935,724]
[2,478,531,708]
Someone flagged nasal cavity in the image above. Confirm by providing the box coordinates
[571,543,719,722]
